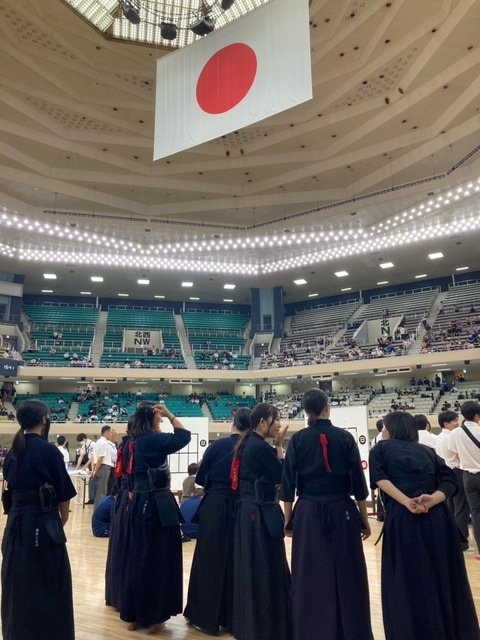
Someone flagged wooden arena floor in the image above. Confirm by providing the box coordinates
[1,499,480,639]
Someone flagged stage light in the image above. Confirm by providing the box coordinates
[160,21,177,40]
[190,16,215,36]
[121,0,141,25]
[221,0,236,9]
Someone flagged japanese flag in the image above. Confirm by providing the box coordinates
[153,0,312,160]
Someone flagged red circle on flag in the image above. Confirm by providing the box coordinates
[361,460,368,470]
[196,43,257,115]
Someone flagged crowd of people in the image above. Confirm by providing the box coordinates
[3,392,480,640]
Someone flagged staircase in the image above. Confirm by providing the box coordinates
[201,402,213,421]
[173,314,196,368]
[90,311,108,366]
[68,401,79,421]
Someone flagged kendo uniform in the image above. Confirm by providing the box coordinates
[184,434,240,635]
[280,419,373,640]
[232,433,292,640]
[105,434,131,608]
[1,434,76,640]
[370,439,480,640]
[119,428,191,630]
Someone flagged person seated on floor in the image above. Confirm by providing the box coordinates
[179,494,202,542]
[91,488,117,538]
[180,462,204,503]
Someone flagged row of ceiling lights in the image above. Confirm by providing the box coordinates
[41,274,237,301]
[2,178,480,255]
[1,178,480,274]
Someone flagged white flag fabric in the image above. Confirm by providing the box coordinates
[153,0,312,160]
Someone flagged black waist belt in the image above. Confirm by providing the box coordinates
[12,489,42,509]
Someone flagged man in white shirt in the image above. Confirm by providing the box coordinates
[449,401,480,554]
[436,410,470,548]
[106,428,118,496]
[92,425,115,507]
[414,414,438,450]
[56,435,70,468]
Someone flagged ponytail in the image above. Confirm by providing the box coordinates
[11,400,50,461]
[303,389,329,426]
[10,429,26,461]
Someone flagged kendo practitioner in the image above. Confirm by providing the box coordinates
[105,415,133,608]
[280,388,373,640]
[118,402,190,634]
[370,410,480,640]
[232,403,291,640]
[1,400,76,640]
[184,407,252,635]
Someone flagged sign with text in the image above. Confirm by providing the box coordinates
[122,330,163,351]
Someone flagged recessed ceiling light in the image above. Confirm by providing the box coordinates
[415,274,427,279]
[43,273,57,280]
[377,281,389,285]
[190,297,200,301]
[308,293,318,298]
[335,270,349,277]
[118,293,129,297]
[223,298,233,302]
[456,266,469,271]
[182,282,194,287]
[80,291,92,295]
[154,295,165,299]
[137,279,150,285]
[224,284,236,290]
[91,276,103,282]
[41,289,53,293]
[428,251,444,260]
[379,262,394,269]
[294,278,307,285]
[341,287,352,292]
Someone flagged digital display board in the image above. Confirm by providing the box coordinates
[0,358,19,377]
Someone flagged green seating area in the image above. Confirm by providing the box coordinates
[23,304,98,367]
[207,394,256,421]
[14,393,75,422]
[100,307,185,369]
[141,393,204,418]
[182,310,248,355]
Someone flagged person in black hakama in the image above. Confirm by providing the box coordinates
[184,407,252,635]
[118,402,191,633]
[105,416,133,609]
[280,388,373,640]
[370,411,480,640]
[232,403,291,640]
[1,400,76,640]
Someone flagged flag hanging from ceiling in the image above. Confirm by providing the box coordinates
[153,0,312,160]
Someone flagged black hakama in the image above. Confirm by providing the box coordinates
[184,434,240,635]
[184,491,237,633]
[118,428,191,630]
[280,419,373,640]
[232,433,291,640]
[370,439,480,640]
[105,436,131,610]
[1,434,76,640]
